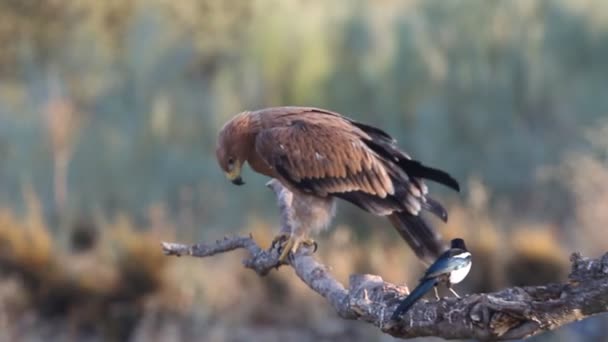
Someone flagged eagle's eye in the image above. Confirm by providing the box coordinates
[227,157,235,169]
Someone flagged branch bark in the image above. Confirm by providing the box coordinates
[162,180,607,340]
[162,236,608,340]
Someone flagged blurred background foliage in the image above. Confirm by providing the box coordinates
[0,0,607,341]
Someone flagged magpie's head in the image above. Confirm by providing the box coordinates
[450,238,467,251]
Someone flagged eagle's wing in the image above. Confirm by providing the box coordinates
[254,115,395,199]
[253,106,460,193]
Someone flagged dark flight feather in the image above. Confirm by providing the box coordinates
[388,212,445,261]
[361,136,460,192]
[421,197,449,222]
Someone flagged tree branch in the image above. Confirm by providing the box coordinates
[162,181,608,339]
[162,236,608,340]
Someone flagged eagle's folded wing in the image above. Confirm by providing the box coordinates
[254,117,395,198]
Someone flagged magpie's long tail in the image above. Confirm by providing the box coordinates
[388,212,445,263]
[391,278,437,320]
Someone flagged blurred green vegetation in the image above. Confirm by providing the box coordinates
[0,0,607,341]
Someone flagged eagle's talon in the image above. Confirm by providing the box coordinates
[273,236,317,262]
[277,236,296,263]
[299,239,318,255]
[271,233,290,250]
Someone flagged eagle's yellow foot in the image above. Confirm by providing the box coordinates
[300,238,318,254]
[274,235,317,262]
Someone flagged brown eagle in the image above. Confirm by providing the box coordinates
[216,107,459,263]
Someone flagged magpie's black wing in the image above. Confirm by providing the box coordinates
[423,251,470,279]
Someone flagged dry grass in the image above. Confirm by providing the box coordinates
[0,200,428,341]
[0,201,178,341]
[504,226,569,286]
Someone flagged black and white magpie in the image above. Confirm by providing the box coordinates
[391,238,471,320]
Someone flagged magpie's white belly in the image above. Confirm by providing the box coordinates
[450,261,471,284]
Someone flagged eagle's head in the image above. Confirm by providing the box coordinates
[216,111,255,186]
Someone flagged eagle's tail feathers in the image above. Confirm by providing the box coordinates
[421,197,448,222]
[388,212,445,263]
[398,158,460,192]
[361,137,459,192]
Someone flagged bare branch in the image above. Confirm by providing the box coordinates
[162,236,608,340]
[161,235,280,276]
[162,181,608,339]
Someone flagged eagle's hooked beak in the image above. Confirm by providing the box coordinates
[225,163,245,186]
[231,176,245,186]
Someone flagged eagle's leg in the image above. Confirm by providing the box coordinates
[276,189,335,262]
[433,286,440,300]
[267,179,295,259]
[270,233,290,249]
[278,236,295,262]
[266,179,318,262]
